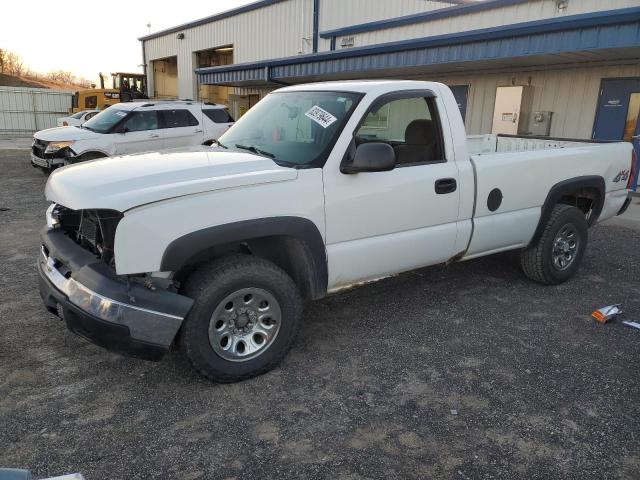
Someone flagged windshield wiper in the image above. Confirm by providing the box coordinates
[235,144,275,159]
[213,139,228,149]
[82,125,94,132]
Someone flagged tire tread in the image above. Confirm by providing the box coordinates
[180,255,302,383]
[520,204,586,285]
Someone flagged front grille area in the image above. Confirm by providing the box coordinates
[32,139,47,159]
[78,210,99,247]
[53,205,123,265]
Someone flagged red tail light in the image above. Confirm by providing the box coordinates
[628,149,638,190]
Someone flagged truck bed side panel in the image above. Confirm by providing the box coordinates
[464,142,632,258]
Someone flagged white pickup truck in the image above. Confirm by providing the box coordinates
[38,81,636,382]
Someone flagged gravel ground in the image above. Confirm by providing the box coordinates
[1,149,639,480]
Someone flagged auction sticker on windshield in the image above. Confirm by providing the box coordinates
[305,106,337,128]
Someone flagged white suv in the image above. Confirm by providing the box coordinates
[31,101,234,172]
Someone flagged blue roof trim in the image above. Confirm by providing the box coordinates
[319,0,529,39]
[196,7,640,77]
[139,0,286,41]
[269,21,640,81]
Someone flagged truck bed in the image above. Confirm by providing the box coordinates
[467,134,603,155]
[462,134,632,260]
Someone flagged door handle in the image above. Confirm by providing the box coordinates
[148,133,160,138]
[435,178,457,194]
[195,129,203,133]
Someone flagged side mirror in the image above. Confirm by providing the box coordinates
[341,142,396,174]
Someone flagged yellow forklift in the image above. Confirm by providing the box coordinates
[70,72,148,113]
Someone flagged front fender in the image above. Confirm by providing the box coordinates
[112,168,327,277]
[161,216,328,297]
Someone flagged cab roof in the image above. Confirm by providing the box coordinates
[276,80,444,96]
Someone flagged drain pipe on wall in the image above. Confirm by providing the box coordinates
[313,0,320,53]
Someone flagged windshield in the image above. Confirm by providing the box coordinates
[81,108,128,133]
[218,91,362,167]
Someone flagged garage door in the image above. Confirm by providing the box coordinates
[153,58,178,99]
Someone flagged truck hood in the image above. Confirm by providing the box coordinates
[45,146,298,211]
[35,126,101,142]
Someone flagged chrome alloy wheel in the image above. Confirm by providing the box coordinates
[208,287,282,362]
[552,223,580,271]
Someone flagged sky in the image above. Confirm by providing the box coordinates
[0,0,256,84]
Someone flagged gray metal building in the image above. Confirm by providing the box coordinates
[139,0,640,146]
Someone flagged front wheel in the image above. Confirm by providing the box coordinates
[180,255,302,382]
[520,204,589,285]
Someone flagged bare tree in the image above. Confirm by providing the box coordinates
[5,51,25,76]
[76,77,92,88]
[47,70,78,85]
[13,56,24,76]
[0,48,87,86]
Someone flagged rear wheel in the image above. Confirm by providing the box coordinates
[180,255,302,382]
[520,204,588,285]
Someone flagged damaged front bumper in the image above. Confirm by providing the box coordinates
[38,229,193,361]
[30,151,65,170]
[30,140,77,170]
[30,150,74,170]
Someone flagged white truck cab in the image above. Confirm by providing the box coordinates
[37,81,636,382]
[31,100,234,172]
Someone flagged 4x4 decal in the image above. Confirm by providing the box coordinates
[613,170,630,183]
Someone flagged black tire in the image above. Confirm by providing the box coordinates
[520,204,588,285]
[180,255,302,383]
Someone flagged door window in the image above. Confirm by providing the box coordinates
[356,96,444,166]
[122,111,159,132]
[85,95,97,109]
[204,109,235,123]
[160,109,199,128]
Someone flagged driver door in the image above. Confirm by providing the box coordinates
[323,92,461,289]
[114,110,164,155]
[159,108,203,148]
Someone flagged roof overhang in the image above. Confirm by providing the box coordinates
[196,7,640,88]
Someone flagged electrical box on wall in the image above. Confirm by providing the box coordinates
[340,36,355,48]
[491,86,534,135]
[529,111,554,136]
